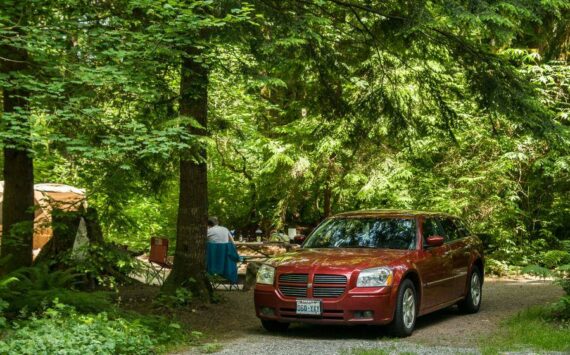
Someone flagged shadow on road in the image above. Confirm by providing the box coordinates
[243,306,464,341]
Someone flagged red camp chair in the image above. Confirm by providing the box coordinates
[147,237,172,285]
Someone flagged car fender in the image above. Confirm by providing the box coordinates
[389,262,423,316]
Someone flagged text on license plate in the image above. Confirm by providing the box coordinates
[296,299,321,315]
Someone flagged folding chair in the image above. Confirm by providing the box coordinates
[146,237,172,285]
[207,242,243,290]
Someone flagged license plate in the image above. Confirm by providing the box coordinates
[296,299,322,315]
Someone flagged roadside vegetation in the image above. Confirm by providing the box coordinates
[0,255,201,354]
[0,0,569,354]
[345,305,570,355]
[481,307,570,354]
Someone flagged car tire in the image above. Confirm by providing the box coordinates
[387,278,417,337]
[261,320,290,332]
[458,265,482,314]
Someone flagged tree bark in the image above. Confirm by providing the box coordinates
[84,207,104,244]
[322,155,335,218]
[162,50,211,298]
[0,43,34,274]
[323,184,332,218]
[34,209,81,265]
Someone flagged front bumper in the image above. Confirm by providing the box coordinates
[254,284,397,325]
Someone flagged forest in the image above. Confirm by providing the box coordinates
[0,0,569,354]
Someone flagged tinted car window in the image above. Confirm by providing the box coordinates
[454,219,470,238]
[304,218,417,250]
[423,218,446,246]
[439,218,461,242]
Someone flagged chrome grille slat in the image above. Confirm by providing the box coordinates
[314,274,347,284]
[278,285,308,297]
[278,273,346,299]
[313,287,345,298]
[279,274,309,283]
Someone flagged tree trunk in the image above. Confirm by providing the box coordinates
[84,207,104,244]
[34,209,81,264]
[0,43,34,274]
[323,155,335,218]
[323,184,332,218]
[162,50,211,298]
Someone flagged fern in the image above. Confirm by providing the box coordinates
[522,265,551,279]
[1,264,112,316]
[10,264,80,290]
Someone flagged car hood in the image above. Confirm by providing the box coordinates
[268,248,412,270]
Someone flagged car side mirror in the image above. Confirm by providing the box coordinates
[426,235,444,248]
[293,235,306,245]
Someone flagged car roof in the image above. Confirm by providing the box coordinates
[332,209,456,219]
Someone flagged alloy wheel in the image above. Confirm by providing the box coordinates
[402,287,415,329]
[471,272,481,306]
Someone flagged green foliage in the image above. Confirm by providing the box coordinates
[522,263,570,319]
[485,258,515,277]
[9,264,79,290]
[0,272,17,330]
[522,263,570,290]
[61,244,143,289]
[556,264,570,295]
[1,265,112,316]
[522,265,551,279]
[482,307,570,353]
[549,296,570,321]
[154,287,193,309]
[0,303,158,355]
[0,0,568,273]
[541,250,570,269]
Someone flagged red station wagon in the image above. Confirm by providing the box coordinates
[254,210,484,336]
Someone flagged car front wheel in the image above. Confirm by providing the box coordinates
[458,265,482,313]
[388,279,417,337]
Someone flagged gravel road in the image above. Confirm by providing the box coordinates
[179,278,563,354]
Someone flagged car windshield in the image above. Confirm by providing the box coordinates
[303,217,417,250]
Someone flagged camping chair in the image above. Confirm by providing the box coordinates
[206,242,245,291]
[146,237,172,285]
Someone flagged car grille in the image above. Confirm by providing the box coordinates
[314,274,347,284]
[279,273,308,283]
[313,287,345,298]
[279,285,307,297]
[278,273,347,299]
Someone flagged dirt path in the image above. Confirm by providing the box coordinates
[178,278,563,354]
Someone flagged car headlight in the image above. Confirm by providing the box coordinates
[356,267,393,287]
[256,264,275,285]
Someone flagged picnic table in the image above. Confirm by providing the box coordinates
[235,241,299,258]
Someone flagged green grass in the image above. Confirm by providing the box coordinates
[343,305,569,355]
[482,307,570,354]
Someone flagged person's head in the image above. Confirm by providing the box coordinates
[208,216,219,227]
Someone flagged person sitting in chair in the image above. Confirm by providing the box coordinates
[207,216,234,244]
[206,216,240,288]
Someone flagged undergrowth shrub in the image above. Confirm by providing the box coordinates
[1,264,113,316]
[485,258,511,276]
[0,276,17,330]
[523,263,570,320]
[60,243,143,290]
[154,287,194,308]
[541,250,570,269]
[549,296,570,321]
[0,303,154,354]
[0,302,187,355]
